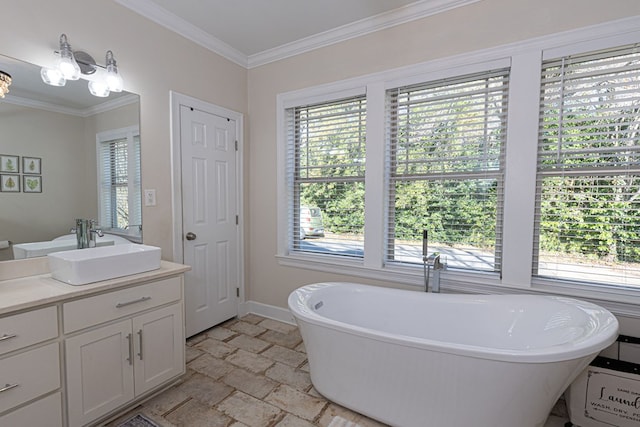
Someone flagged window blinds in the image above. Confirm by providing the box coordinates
[286,95,366,257]
[387,69,509,271]
[97,130,141,234]
[535,44,640,287]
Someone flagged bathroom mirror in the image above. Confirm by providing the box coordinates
[0,53,141,261]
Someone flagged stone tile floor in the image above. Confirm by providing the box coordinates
[108,314,571,427]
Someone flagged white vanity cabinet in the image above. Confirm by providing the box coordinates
[64,276,185,427]
[0,306,62,427]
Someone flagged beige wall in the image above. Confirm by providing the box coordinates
[1,0,248,262]
[247,0,640,308]
[0,104,92,259]
[3,0,640,309]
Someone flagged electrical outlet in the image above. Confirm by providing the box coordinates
[144,189,156,206]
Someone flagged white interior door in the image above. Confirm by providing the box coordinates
[180,105,239,337]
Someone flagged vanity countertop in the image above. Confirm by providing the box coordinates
[0,260,190,316]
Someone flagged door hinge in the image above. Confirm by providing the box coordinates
[235,140,238,151]
[236,288,240,298]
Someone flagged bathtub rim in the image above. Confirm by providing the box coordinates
[288,282,619,363]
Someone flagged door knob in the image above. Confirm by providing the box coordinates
[185,232,197,241]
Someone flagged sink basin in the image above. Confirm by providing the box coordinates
[48,244,161,285]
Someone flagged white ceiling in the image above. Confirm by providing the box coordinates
[114,0,479,68]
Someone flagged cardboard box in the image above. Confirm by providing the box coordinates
[568,357,640,426]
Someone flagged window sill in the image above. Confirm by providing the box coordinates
[277,252,640,318]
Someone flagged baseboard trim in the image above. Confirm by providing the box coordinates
[239,301,296,325]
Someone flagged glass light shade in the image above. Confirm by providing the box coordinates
[88,79,110,97]
[105,51,123,92]
[105,67,123,92]
[40,67,66,86]
[57,34,81,80]
[57,52,81,80]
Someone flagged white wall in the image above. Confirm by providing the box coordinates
[1,0,248,261]
[247,0,640,308]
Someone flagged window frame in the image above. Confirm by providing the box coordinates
[533,44,640,288]
[286,94,368,259]
[96,125,142,241]
[384,68,510,274]
[276,16,640,308]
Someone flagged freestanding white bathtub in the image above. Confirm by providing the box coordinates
[288,282,618,427]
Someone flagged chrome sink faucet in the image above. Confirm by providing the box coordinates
[422,230,447,293]
[72,219,104,249]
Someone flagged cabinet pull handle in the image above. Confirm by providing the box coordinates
[126,333,133,366]
[0,383,19,393]
[137,330,143,360]
[0,334,17,341]
[116,296,151,308]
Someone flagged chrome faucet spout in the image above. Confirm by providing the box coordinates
[75,218,89,249]
[422,230,446,293]
[74,219,103,249]
[427,253,445,293]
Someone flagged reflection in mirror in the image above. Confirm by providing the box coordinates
[0,54,141,261]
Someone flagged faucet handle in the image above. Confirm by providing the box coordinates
[428,252,446,269]
[88,220,104,237]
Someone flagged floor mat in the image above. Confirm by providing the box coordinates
[117,414,160,427]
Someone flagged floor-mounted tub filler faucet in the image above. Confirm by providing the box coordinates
[422,230,446,293]
[72,218,104,249]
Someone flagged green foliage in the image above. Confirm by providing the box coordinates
[300,181,364,234]
[393,179,497,248]
[538,55,640,264]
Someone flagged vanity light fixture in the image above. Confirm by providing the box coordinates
[0,71,11,98]
[40,34,124,98]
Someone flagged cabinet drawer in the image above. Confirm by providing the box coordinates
[0,342,60,413]
[0,392,62,427]
[63,277,182,333]
[0,306,58,356]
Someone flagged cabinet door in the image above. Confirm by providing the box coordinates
[66,320,134,427]
[133,303,184,395]
[0,392,62,427]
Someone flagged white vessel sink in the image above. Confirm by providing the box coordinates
[48,244,161,285]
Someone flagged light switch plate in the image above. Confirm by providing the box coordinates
[144,189,156,206]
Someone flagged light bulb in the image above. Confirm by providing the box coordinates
[105,70,123,92]
[88,79,110,97]
[57,34,80,80]
[40,67,66,86]
[105,51,123,92]
[58,51,80,80]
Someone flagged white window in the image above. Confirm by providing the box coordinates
[96,126,141,239]
[534,44,640,287]
[386,69,510,272]
[286,95,366,258]
[277,17,640,302]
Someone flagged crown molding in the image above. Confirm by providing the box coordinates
[114,0,480,70]
[113,0,248,68]
[4,93,139,117]
[248,0,481,68]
